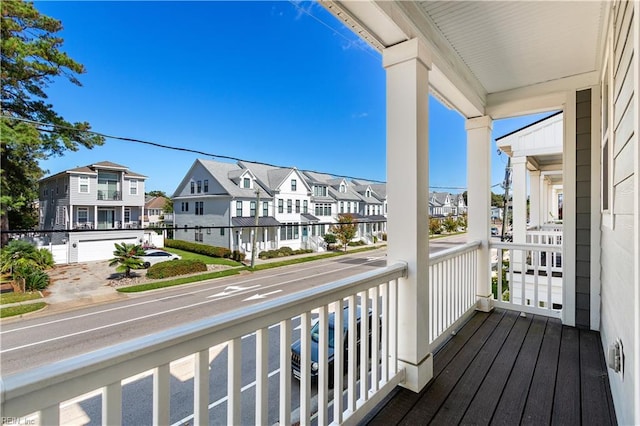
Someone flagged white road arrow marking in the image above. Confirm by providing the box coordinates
[207,284,261,298]
[243,289,283,301]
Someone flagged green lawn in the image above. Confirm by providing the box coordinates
[0,302,46,318]
[249,245,384,271]
[163,248,242,267]
[0,292,42,305]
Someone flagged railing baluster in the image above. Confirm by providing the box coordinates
[547,250,553,309]
[227,337,241,425]
[279,319,291,426]
[359,290,370,404]
[347,294,357,413]
[317,305,329,426]
[255,328,268,426]
[194,349,209,426]
[333,300,344,424]
[391,279,398,375]
[153,364,170,426]
[103,381,122,426]
[300,311,311,425]
[371,285,380,392]
[39,405,59,426]
[380,284,389,382]
[520,250,526,306]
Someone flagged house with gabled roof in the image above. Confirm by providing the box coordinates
[38,161,147,263]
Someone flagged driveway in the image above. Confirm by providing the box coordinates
[46,261,123,306]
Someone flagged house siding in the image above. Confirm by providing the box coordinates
[599,1,638,424]
[575,89,591,329]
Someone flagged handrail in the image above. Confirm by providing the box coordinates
[491,241,562,251]
[429,240,481,264]
[0,262,407,418]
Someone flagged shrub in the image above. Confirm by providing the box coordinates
[381,233,387,241]
[347,240,366,247]
[231,250,246,262]
[146,259,207,279]
[165,239,232,258]
[323,234,337,244]
[258,247,313,259]
[429,218,442,234]
[23,268,50,291]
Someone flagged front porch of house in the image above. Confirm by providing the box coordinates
[363,308,616,425]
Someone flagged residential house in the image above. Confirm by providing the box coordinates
[38,161,146,262]
[144,195,172,227]
[351,180,387,239]
[6,3,637,423]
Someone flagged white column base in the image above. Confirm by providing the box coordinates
[399,353,433,392]
[476,295,494,312]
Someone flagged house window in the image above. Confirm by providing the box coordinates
[79,176,89,193]
[314,186,327,197]
[220,227,225,236]
[340,183,346,193]
[287,199,292,214]
[197,180,202,193]
[291,179,297,191]
[195,201,204,215]
[250,201,256,217]
[181,202,189,212]
[77,208,88,224]
[195,226,203,242]
[263,202,269,217]
[303,200,308,214]
[347,202,352,213]
[124,208,131,223]
[204,179,209,192]
[236,201,243,217]
[295,200,300,213]
[366,189,371,197]
[278,199,284,213]
[190,182,195,194]
[279,223,300,240]
[243,177,251,189]
[340,201,344,213]
[130,179,138,195]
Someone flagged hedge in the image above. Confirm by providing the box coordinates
[258,247,313,259]
[164,239,232,258]
[146,259,208,279]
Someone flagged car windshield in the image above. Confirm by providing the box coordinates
[310,321,335,348]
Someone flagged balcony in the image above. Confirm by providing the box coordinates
[97,189,121,201]
[2,239,612,425]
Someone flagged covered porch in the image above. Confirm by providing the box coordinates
[1,1,637,424]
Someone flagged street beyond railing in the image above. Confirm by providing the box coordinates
[0,262,407,426]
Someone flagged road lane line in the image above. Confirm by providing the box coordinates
[1,253,383,335]
[1,256,384,353]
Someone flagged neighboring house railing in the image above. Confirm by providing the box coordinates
[0,263,407,425]
[490,241,563,318]
[428,241,481,350]
[97,190,121,201]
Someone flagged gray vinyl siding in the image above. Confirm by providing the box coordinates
[174,197,231,248]
[599,1,636,424]
[575,88,591,329]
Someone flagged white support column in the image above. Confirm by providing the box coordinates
[94,205,98,229]
[466,116,493,311]
[121,205,125,228]
[383,38,432,392]
[512,156,528,244]
[529,170,541,228]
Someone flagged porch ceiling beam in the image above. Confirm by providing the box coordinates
[486,71,600,118]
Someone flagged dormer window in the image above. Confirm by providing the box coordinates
[366,189,371,197]
[243,177,251,189]
[313,186,327,197]
[339,183,346,193]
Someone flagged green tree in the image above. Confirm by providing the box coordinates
[108,242,144,278]
[146,190,167,198]
[1,0,104,240]
[162,198,174,214]
[329,214,358,252]
[491,192,504,207]
[443,216,458,233]
[429,218,442,235]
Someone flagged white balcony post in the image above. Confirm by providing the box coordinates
[512,156,528,244]
[529,170,541,228]
[466,116,493,311]
[383,37,432,392]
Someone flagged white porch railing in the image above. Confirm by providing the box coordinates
[490,241,563,318]
[0,263,407,426]
[428,240,482,351]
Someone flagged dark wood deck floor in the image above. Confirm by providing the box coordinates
[363,309,617,425]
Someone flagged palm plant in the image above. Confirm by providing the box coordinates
[109,242,145,278]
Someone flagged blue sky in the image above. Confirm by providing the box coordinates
[36,1,552,196]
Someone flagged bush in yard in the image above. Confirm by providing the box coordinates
[146,259,207,279]
[429,218,442,235]
[231,250,246,262]
[1,240,54,291]
[347,240,366,247]
[258,247,313,259]
[443,216,458,233]
[164,239,232,258]
[20,266,49,291]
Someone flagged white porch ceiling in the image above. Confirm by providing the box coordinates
[322,1,607,118]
